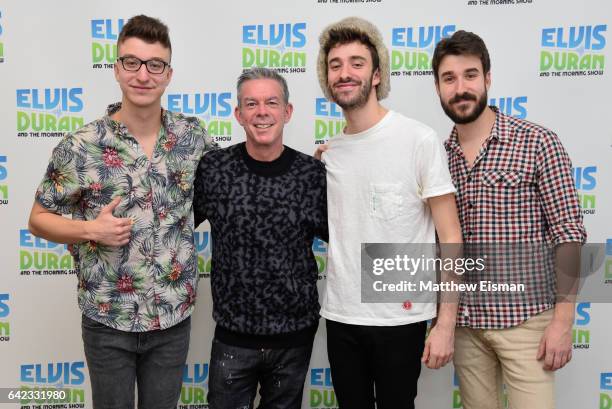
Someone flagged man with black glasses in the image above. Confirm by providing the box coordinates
[28,15,216,409]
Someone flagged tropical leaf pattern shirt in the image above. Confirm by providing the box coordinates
[35,103,217,332]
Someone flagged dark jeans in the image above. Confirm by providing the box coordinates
[207,338,313,409]
[326,319,427,409]
[81,315,191,409]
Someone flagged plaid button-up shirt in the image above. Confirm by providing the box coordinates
[445,107,586,329]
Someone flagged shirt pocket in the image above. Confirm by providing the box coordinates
[482,170,523,187]
[480,170,536,221]
[369,183,404,221]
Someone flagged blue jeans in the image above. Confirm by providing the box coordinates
[81,315,191,409]
[207,338,313,409]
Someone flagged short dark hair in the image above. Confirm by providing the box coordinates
[432,30,490,82]
[322,29,380,74]
[236,68,290,106]
[117,15,172,59]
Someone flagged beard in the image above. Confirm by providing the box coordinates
[328,74,373,110]
[440,89,488,125]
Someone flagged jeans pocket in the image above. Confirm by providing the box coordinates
[81,315,109,330]
[522,308,553,332]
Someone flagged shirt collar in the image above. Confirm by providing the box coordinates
[444,105,513,152]
[103,102,169,137]
[488,106,513,144]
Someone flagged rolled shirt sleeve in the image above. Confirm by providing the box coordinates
[536,131,587,245]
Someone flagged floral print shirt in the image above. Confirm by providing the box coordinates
[36,103,217,332]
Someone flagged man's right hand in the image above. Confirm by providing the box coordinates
[86,197,132,246]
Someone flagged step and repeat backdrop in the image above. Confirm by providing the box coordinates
[0,0,611,408]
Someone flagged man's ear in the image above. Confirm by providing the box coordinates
[284,103,294,123]
[234,105,244,126]
[372,67,381,87]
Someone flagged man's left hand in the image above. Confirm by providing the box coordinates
[536,319,573,371]
[421,323,454,369]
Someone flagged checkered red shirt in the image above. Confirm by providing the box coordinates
[445,107,586,329]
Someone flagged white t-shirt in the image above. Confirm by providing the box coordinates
[321,110,456,326]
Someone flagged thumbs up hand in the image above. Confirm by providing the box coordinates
[87,197,133,246]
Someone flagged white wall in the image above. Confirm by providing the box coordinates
[0,1,610,408]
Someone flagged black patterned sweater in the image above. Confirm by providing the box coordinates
[193,142,328,348]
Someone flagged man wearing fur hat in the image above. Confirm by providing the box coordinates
[316,17,463,409]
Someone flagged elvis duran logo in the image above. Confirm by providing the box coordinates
[313,237,328,280]
[91,19,125,69]
[16,88,84,138]
[573,166,597,215]
[0,155,8,205]
[241,23,307,73]
[452,370,462,408]
[180,363,209,408]
[390,25,456,77]
[489,96,527,119]
[19,229,76,276]
[0,293,10,342]
[314,98,345,145]
[19,361,86,407]
[167,92,233,143]
[573,302,591,349]
[604,239,612,284]
[309,367,337,409]
[194,230,211,279]
[602,373,612,409]
[0,10,5,63]
[539,25,606,77]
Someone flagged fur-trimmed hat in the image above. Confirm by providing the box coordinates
[317,17,390,101]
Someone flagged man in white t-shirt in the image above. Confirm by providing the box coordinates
[316,17,463,409]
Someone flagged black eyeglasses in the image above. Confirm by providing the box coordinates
[117,56,170,74]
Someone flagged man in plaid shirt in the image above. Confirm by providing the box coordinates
[432,30,586,409]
